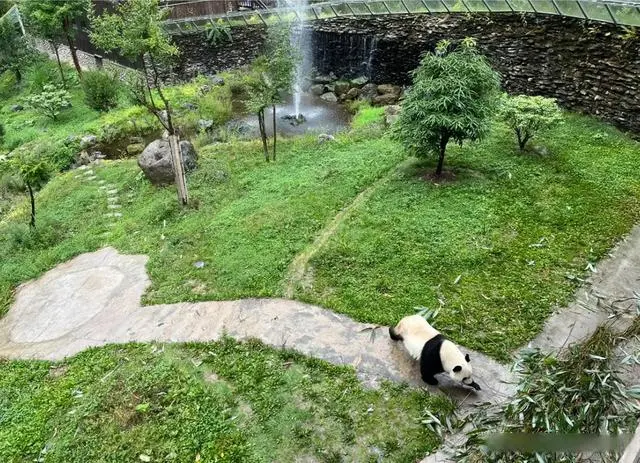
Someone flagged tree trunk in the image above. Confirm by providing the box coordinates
[435,133,449,177]
[27,183,36,228]
[14,68,21,82]
[272,105,277,162]
[148,54,174,135]
[52,42,67,89]
[63,20,82,78]
[258,110,269,161]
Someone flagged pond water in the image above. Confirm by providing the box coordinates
[238,93,352,138]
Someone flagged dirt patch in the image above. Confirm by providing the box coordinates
[48,364,69,378]
[420,170,457,184]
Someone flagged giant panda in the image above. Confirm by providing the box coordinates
[389,314,481,391]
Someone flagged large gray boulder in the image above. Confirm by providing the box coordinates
[138,139,198,186]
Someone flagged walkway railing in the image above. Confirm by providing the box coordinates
[163,0,640,34]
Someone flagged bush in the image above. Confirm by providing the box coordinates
[0,70,16,97]
[499,95,563,151]
[25,84,71,121]
[25,60,62,93]
[82,70,121,111]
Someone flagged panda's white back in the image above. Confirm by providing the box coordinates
[396,314,440,360]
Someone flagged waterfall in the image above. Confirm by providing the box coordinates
[289,0,310,117]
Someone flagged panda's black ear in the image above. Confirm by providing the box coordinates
[465,354,470,363]
[453,365,462,373]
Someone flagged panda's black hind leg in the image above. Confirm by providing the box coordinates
[422,374,439,386]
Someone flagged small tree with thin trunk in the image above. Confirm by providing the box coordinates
[499,95,563,152]
[392,38,501,177]
[20,0,90,79]
[0,15,34,83]
[8,148,52,228]
[90,0,179,136]
[247,24,299,162]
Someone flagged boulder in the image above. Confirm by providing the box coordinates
[360,83,378,101]
[209,75,225,86]
[320,92,338,103]
[318,133,336,144]
[350,76,369,87]
[334,81,351,96]
[372,93,399,106]
[310,84,325,96]
[313,75,333,84]
[377,84,402,96]
[323,83,336,94]
[198,119,214,133]
[344,87,360,100]
[80,135,97,149]
[137,139,198,186]
[384,105,402,126]
[10,104,23,112]
[182,102,198,111]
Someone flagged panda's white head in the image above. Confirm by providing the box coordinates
[441,341,480,390]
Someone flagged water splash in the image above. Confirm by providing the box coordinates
[290,0,311,117]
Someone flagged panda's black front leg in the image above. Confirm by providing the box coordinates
[422,373,439,386]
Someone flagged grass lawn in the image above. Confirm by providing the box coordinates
[298,115,640,359]
[0,338,446,462]
[1,85,639,359]
[0,132,404,315]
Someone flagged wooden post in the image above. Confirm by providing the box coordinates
[169,135,189,206]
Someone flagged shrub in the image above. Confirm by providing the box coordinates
[25,84,71,121]
[82,70,121,111]
[25,60,62,93]
[499,94,563,151]
[7,146,52,227]
[392,38,501,177]
[0,69,16,97]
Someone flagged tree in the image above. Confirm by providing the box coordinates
[392,38,501,177]
[20,0,90,79]
[8,148,52,228]
[247,24,299,162]
[90,0,179,135]
[499,95,562,152]
[26,84,71,121]
[0,15,34,82]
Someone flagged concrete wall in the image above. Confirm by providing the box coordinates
[170,13,640,134]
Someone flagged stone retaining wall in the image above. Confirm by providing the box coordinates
[171,13,640,133]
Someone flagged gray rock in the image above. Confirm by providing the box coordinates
[318,133,336,143]
[78,150,92,165]
[126,143,145,156]
[10,104,23,112]
[350,76,369,87]
[344,87,360,100]
[334,81,351,96]
[310,84,325,96]
[372,93,399,106]
[320,92,338,103]
[533,145,549,156]
[323,83,336,94]
[80,135,97,149]
[377,84,402,95]
[93,151,105,160]
[129,136,144,144]
[137,139,198,186]
[385,105,402,126]
[313,75,333,84]
[209,75,225,86]
[198,119,214,133]
[182,102,198,111]
[198,85,211,95]
[360,83,378,101]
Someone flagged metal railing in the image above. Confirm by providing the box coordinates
[162,0,640,34]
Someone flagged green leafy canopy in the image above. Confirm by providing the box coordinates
[392,38,501,169]
[26,84,72,121]
[499,94,563,151]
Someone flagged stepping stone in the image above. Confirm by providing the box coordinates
[108,204,121,209]
[107,197,118,203]
[98,180,106,185]
[86,176,97,181]
[99,186,107,190]
[103,212,123,218]
[107,189,118,195]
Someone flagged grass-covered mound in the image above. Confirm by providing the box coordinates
[0,338,445,462]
